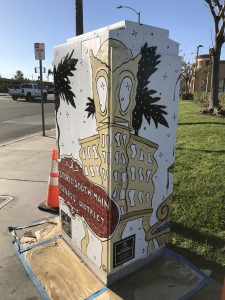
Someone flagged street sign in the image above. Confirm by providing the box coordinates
[34,43,45,60]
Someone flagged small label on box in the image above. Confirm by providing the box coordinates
[61,210,72,238]
[113,235,135,268]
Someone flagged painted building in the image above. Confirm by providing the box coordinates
[54,20,181,284]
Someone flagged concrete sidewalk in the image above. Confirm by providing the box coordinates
[0,130,56,300]
[0,129,222,300]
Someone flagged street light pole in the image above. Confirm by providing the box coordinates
[76,0,83,36]
[117,5,141,24]
[194,44,203,92]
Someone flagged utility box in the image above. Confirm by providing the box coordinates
[54,20,181,285]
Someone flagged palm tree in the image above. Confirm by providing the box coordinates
[54,50,78,155]
[132,43,169,136]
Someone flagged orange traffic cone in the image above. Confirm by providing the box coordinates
[38,149,59,214]
[221,279,225,300]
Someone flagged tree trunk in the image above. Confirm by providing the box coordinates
[76,0,83,36]
[209,41,222,108]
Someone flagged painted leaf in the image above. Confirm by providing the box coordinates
[85,97,96,118]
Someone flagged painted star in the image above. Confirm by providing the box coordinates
[163,73,168,80]
[158,152,163,158]
[172,113,177,121]
[132,30,138,37]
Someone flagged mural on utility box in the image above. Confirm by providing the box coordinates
[55,22,180,279]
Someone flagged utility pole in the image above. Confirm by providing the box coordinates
[76,0,84,36]
[193,44,203,92]
[39,59,45,136]
[34,43,45,137]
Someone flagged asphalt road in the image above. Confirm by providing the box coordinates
[0,93,56,144]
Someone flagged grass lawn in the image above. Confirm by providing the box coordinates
[170,100,225,280]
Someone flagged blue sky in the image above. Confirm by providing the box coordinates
[0,0,217,80]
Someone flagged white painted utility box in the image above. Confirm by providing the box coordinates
[54,20,181,285]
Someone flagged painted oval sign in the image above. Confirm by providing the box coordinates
[59,157,120,239]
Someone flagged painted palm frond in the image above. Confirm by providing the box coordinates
[132,43,169,136]
[53,50,78,156]
[85,97,96,118]
[144,104,168,128]
[54,50,78,112]
[137,44,161,88]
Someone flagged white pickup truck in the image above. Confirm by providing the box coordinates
[8,83,48,101]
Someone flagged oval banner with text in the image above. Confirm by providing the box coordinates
[59,157,120,239]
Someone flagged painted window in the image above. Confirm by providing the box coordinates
[102,134,105,148]
[87,146,91,159]
[121,153,126,165]
[97,76,107,113]
[146,170,151,183]
[107,152,110,164]
[122,134,127,145]
[120,189,126,200]
[106,134,110,146]
[121,172,126,183]
[128,189,136,207]
[146,192,150,202]
[102,168,106,180]
[139,149,144,161]
[130,166,136,181]
[120,206,125,215]
[95,166,100,176]
[115,151,120,164]
[138,191,143,203]
[113,171,118,182]
[119,77,133,112]
[112,188,117,199]
[92,145,98,159]
[82,149,86,160]
[84,166,89,176]
[115,132,121,147]
[138,168,144,181]
[89,166,95,177]
[148,153,153,163]
[130,144,137,158]
[102,151,106,164]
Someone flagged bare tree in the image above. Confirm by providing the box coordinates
[205,0,225,112]
[181,61,193,97]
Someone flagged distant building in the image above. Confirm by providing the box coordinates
[190,54,225,93]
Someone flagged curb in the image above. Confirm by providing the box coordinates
[0,129,56,147]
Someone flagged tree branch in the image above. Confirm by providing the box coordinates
[217,21,225,39]
[205,0,219,32]
[217,3,225,39]
[214,0,222,10]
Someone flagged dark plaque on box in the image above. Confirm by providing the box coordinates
[113,234,135,268]
[61,210,72,238]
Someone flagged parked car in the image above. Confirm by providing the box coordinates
[8,83,48,101]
